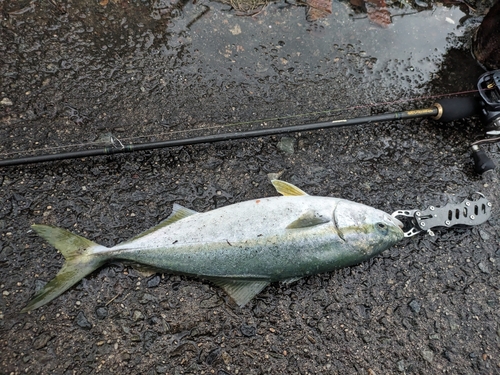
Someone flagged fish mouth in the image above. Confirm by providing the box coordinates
[392,217,404,229]
[384,214,404,229]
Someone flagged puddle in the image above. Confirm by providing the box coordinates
[0,0,487,161]
[188,2,474,95]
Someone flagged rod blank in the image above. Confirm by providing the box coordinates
[0,106,441,167]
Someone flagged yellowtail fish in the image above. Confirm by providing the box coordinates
[22,180,404,312]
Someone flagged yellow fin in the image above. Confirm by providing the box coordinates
[271,180,309,196]
[22,225,106,312]
[122,204,198,244]
[208,278,270,307]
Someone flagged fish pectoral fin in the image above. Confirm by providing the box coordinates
[286,210,330,229]
[271,180,309,196]
[121,203,198,244]
[127,262,159,277]
[208,278,270,307]
[281,276,302,285]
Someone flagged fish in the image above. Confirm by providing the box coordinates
[21,180,404,312]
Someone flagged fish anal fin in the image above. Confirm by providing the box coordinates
[286,210,330,229]
[208,278,270,307]
[271,180,309,196]
[123,204,198,243]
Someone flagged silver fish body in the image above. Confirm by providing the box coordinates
[110,196,400,280]
[22,180,404,312]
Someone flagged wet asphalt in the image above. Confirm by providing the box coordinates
[1,0,500,374]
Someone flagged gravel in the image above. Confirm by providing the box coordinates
[1,0,499,374]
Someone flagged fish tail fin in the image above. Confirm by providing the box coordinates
[21,224,108,313]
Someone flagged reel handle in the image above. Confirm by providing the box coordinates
[431,96,496,175]
[471,145,496,174]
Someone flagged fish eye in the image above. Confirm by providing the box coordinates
[375,222,388,234]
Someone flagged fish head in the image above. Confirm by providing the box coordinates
[334,200,404,260]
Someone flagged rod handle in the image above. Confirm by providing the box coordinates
[433,97,482,122]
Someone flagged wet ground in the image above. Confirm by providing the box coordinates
[1,0,500,374]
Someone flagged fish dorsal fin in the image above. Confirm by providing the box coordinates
[208,278,270,307]
[168,203,199,222]
[271,180,309,196]
[286,210,330,229]
[123,204,198,243]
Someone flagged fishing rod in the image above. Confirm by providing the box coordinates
[1,70,499,173]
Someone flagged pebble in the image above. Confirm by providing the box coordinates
[479,230,490,241]
[422,349,434,363]
[147,274,161,288]
[443,350,454,362]
[143,330,158,351]
[156,365,167,374]
[75,311,92,330]
[0,98,13,106]
[240,324,256,337]
[33,333,52,349]
[478,262,490,274]
[229,24,241,36]
[206,348,221,365]
[221,351,231,365]
[139,293,157,304]
[147,316,161,325]
[277,137,295,154]
[132,310,144,321]
[449,319,460,331]
[397,360,405,372]
[409,300,421,314]
[95,306,108,319]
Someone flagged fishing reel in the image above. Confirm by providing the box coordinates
[470,69,500,174]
